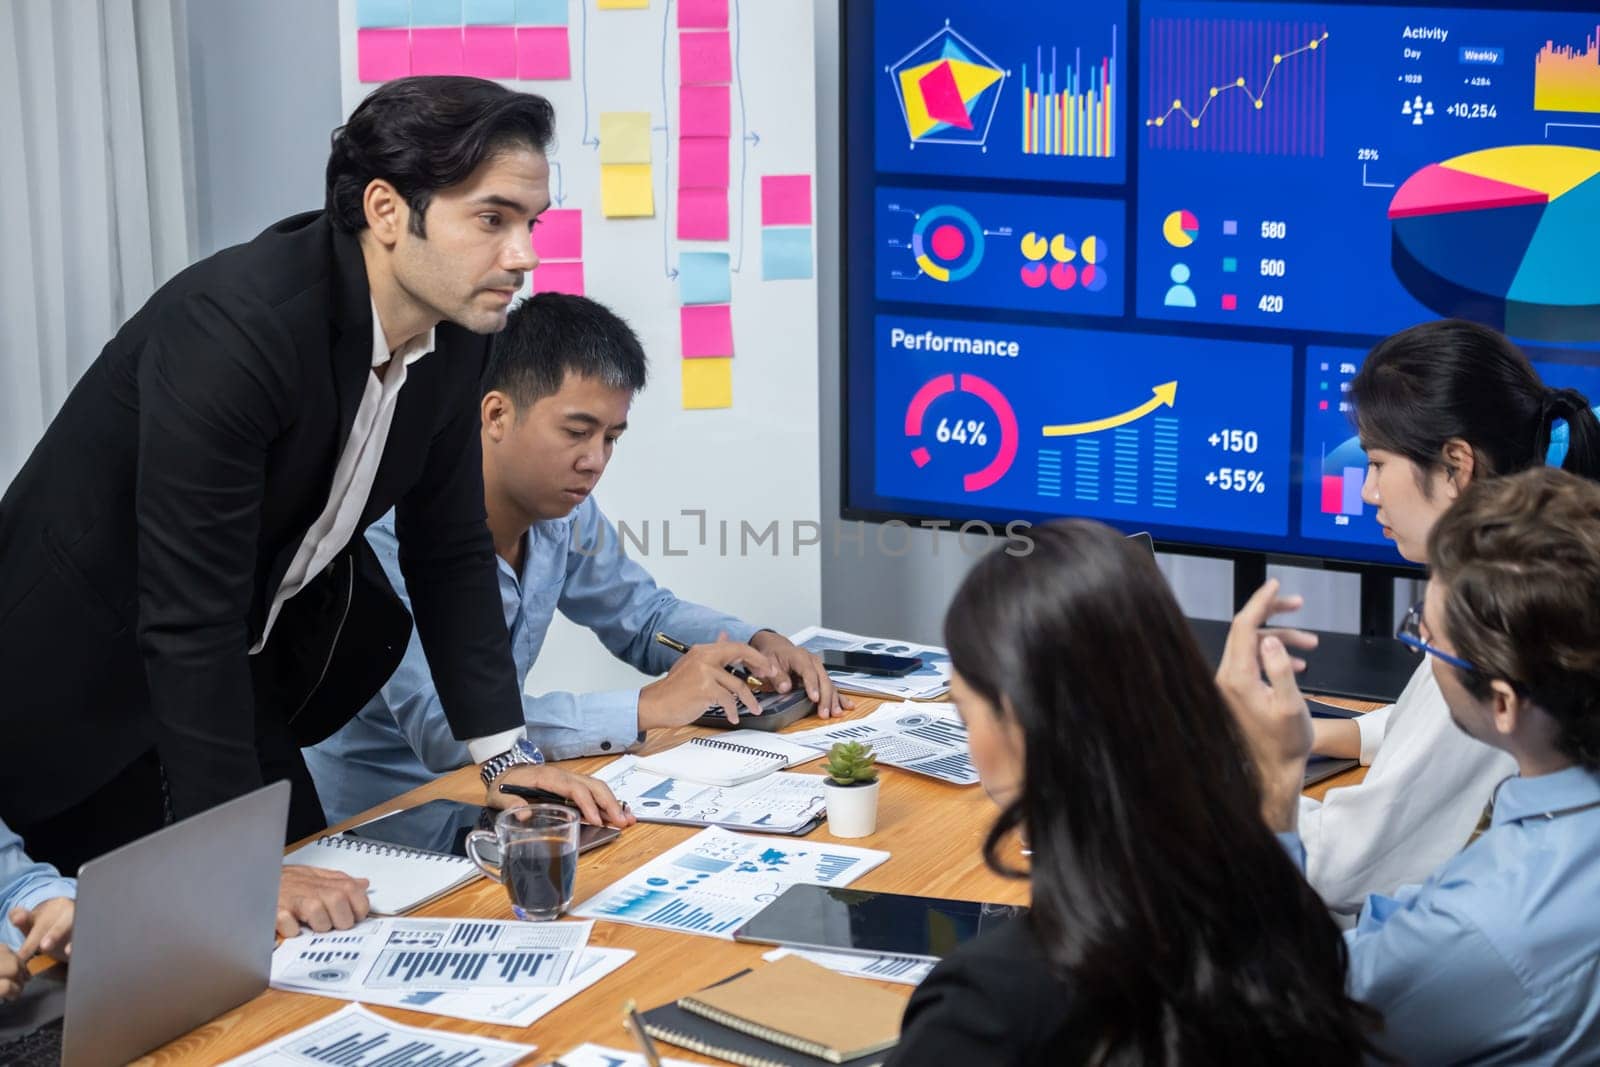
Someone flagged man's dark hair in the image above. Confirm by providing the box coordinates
[1429,467,1600,770]
[326,76,555,237]
[485,293,648,406]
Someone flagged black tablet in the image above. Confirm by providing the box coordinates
[344,798,620,857]
[732,883,1026,961]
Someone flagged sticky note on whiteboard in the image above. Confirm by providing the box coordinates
[683,358,733,409]
[678,251,732,305]
[680,30,732,84]
[599,112,653,165]
[677,187,729,241]
[681,304,734,357]
[534,209,583,260]
[532,262,585,296]
[601,163,655,217]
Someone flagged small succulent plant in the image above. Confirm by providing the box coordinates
[823,741,879,786]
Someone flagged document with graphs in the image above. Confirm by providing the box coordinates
[787,702,979,786]
[571,827,889,940]
[271,916,630,1026]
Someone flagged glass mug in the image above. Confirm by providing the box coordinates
[465,804,581,921]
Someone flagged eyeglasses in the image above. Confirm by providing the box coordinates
[1396,601,1477,673]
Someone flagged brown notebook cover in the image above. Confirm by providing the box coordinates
[677,955,906,1064]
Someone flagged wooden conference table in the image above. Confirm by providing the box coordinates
[136,694,1375,1065]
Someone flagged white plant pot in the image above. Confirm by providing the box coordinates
[822,779,880,838]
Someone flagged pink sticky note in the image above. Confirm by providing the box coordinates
[358,29,411,82]
[678,187,729,241]
[463,27,517,79]
[761,174,812,227]
[534,208,583,260]
[517,26,571,79]
[679,84,731,138]
[679,136,730,189]
[681,304,733,358]
[410,28,465,76]
[679,0,728,29]
[679,30,732,84]
[532,261,585,296]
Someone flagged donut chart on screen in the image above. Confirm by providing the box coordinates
[1388,145,1600,343]
[911,205,985,282]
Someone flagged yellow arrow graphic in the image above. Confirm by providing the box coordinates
[1042,381,1178,437]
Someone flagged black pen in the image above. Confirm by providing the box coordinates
[655,630,759,686]
[498,782,573,805]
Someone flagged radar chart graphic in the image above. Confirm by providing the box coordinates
[887,22,1006,149]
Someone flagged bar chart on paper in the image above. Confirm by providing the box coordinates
[221,1004,534,1067]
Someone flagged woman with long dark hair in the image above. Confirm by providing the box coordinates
[887,522,1380,1066]
[1292,319,1600,915]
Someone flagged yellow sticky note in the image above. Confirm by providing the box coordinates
[598,0,648,7]
[599,112,652,164]
[682,357,732,409]
[600,163,654,217]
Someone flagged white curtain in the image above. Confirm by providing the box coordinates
[0,0,195,485]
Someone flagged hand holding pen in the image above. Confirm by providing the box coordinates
[637,631,775,729]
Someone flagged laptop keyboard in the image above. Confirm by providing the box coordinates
[0,1016,64,1066]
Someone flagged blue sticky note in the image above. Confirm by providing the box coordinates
[410,0,462,26]
[357,0,410,28]
[515,0,568,25]
[679,251,732,305]
[761,227,813,281]
[464,0,515,24]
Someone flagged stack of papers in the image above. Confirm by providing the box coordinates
[595,756,828,833]
[788,702,978,786]
[271,916,632,1027]
[217,1003,536,1066]
[791,626,953,700]
[572,826,889,940]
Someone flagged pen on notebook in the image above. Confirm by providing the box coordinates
[624,999,663,1067]
[655,630,760,686]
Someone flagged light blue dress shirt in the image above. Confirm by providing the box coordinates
[0,819,75,952]
[1288,765,1600,1064]
[304,499,756,824]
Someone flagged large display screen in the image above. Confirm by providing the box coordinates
[843,0,1600,569]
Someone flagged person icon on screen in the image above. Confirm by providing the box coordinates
[1164,263,1197,308]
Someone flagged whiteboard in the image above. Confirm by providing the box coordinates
[337,0,821,695]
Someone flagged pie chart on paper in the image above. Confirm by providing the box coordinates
[1387,145,1600,342]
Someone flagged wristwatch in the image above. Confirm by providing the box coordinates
[479,737,546,785]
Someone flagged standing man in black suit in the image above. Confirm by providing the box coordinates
[0,76,628,936]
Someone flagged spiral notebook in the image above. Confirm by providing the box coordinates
[283,802,482,915]
[643,957,903,1067]
[634,735,801,786]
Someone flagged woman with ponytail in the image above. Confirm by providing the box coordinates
[1263,319,1600,916]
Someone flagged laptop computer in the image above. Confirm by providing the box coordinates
[0,780,289,1067]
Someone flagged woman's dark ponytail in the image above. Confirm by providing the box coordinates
[1546,386,1600,480]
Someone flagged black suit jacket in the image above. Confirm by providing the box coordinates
[0,211,523,825]
[887,918,1092,1066]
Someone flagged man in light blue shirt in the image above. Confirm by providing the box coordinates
[1,818,75,1000]
[306,294,845,824]
[1219,467,1600,1065]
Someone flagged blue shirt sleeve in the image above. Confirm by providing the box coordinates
[555,499,759,673]
[0,820,75,951]
[1344,886,1531,1063]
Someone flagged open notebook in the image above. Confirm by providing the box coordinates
[283,801,482,915]
[635,733,812,786]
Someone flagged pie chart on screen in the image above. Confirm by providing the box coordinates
[1387,145,1600,342]
[1162,209,1199,248]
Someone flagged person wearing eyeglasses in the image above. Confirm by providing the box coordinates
[1259,320,1600,917]
[1220,467,1600,1063]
